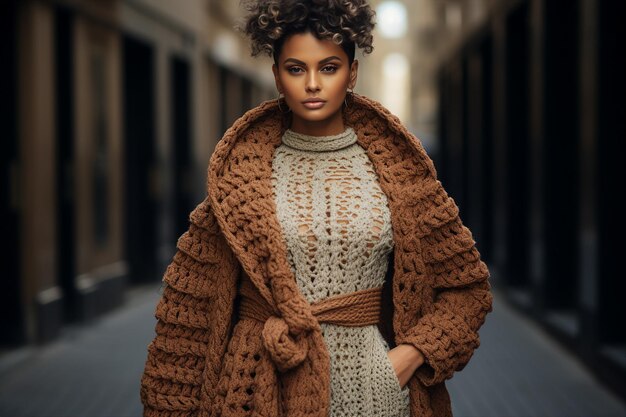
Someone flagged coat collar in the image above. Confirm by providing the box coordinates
[205,92,437,416]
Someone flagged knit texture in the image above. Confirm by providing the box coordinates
[139,92,494,417]
[273,126,410,416]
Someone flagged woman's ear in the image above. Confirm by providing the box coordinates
[272,64,282,93]
[349,59,359,90]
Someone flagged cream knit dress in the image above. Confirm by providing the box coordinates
[271,126,411,417]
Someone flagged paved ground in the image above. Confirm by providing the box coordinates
[1,278,625,417]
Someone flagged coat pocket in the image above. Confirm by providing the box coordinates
[373,328,404,391]
[382,346,403,390]
[370,330,411,417]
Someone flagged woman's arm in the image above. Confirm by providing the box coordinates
[392,176,493,388]
[139,197,240,416]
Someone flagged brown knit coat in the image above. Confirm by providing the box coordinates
[140,93,494,417]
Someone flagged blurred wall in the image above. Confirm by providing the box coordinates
[426,0,626,401]
[1,0,274,347]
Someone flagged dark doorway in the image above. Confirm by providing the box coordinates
[504,2,531,289]
[122,36,158,283]
[435,71,448,180]
[480,36,494,265]
[0,0,23,346]
[466,36,495,265]
[445,58,467,209]
[170,56,193,238]
[542,0,581,334]
[54,5,77,323]
[597,0,626,347]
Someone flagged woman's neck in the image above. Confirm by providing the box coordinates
[289,112,345,137]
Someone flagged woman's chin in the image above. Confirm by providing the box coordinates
[292,109,341,124]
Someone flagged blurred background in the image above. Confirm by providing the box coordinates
[1,0,625,416]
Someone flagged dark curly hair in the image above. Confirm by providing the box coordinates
[237,0,376,66]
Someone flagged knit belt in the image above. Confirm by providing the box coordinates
[238,274,382,372]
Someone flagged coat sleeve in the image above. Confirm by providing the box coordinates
[140,196,240,416]
[396,171,494,387]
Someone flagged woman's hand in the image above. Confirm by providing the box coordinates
[387,343,425,389]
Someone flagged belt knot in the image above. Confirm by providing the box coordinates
[238,275,383,373]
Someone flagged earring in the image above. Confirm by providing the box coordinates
[344,88,354,109]
[277,92,291,113]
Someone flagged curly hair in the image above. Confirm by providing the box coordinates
[237,0,376,65]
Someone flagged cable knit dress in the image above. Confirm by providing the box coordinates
[271,126,411,417]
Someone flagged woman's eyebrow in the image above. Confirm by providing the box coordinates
[283,56,343,66]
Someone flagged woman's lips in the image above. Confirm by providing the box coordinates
[302,101,326,109]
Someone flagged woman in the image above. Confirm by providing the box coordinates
[139,1,494,416]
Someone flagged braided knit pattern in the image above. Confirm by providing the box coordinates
[239,276,384,327]
[139,93,494,417]
[310,286,382,325]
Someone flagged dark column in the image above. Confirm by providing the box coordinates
[435,70,448,181]
[504,1,531,294]
[480,36,495,265]
[466,33,494,264]
[541,0,581,338]
[578,0,599,353]
[595,0,626,385]
[527,0,545,316]
[54,5,78,324]
[578,0,626,398]
[466,48,482,239]
[445,58,466,208]
[597,0,626,346]
[122,36,158,283]
[0,0,23,346]
[170,56,193,238]
[491,14,508,279]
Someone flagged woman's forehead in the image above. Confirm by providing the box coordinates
[279,32,348,63]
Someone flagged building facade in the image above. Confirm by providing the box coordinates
[428,0,626,400]
[1,0,275,347]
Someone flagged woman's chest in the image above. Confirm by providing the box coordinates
[271,146,394,256]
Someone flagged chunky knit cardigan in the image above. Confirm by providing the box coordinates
[139,93,494,417]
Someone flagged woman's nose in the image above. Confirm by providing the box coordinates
[305,72,321,92]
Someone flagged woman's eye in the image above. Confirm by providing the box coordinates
[287,67,304,74]
[321,65,338,73]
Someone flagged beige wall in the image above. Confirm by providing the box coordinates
[73,16,124,278]
[18,0,58,341]
[130,0,209,34]
[10,0,281,345]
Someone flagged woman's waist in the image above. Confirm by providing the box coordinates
[238,278,384,327]
[319,322,382,340]
[319,323,393,361]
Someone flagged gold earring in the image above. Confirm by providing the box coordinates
[344,88,354,109]
[277,93,291,113]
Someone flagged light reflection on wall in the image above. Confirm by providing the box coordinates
[382,52,409,122]
[376,1,408,39]
[376,1,410,123]
[445,2,463,31]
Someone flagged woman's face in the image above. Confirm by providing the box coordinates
[272,31,358,136]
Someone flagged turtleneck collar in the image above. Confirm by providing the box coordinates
[281,126,357,152]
